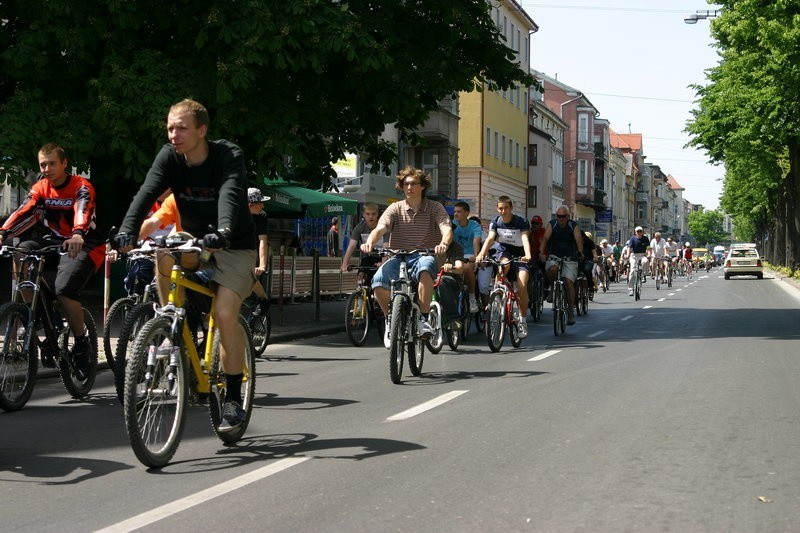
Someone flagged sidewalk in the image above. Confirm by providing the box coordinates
[267,296,348,342]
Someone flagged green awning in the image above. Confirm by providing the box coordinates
[262,184,358,218]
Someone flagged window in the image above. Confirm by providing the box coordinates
[553,152,563,186]
[637,203,645,220]
[578,160,588,187]
[423,150,439,192]
[515,142,520,168]
[529,144,538,166]
[502,134,507,162]
[511,23,515,50]
[509,138,513,165]
[510,84,515,105]
[494,131,499,157]
[527,186,537,207]
[486,127,491,155]
[578,114,589,144]
[523,146,528,170]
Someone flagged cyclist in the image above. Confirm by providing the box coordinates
[360,166,452,339]
[703,249,713,270]
[340,202,384,273]
[243,187,272,310]
[580,231,599,297]
[623,226,650,296]
[683,242,694,275]
[475,196,533,338]
[665,236,680,273]
[451,201,482,313]
[0,143,104,379]
[538,205,584,326]
[598,238,613,288]
[113,98,257,433]
[649,231,668,282]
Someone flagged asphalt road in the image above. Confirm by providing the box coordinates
[2,267,800,532]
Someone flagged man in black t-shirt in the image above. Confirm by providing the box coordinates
[248,187,271,303]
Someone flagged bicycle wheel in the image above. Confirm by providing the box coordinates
[389,295,409,384]
[509,299,522,348]
[575,280,585,317]
[447,323,461,351]
[123,316,187,468]
[210,314,256,444]
[486,291,505,352]
[103,296,136,372]
[655,268,661,290]
[247,306,271,357]
[114,301,157,404]
[667,265,673,288]
[345,290,370,347]
[425,301,444,354]
[408,330,425,377]
[531,273,543,323]
[0,303,37,412]
[553,284,565,336]
[58,308,98,398]
[634,272,641,301]
[581,282,589,315]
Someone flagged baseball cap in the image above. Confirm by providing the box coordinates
[635,226,643,232]
[601,239,608,244]
[248,187,270,203]
[531,215,543,224]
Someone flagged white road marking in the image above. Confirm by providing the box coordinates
[621,315,634,321]
[676,289,683,292]
[643,305,653,309]
[96,457,310,532]
[386,390,469,421]
[588,330,606,338]
[658,298,666,302]
[529,349,561,361]
[668,293,676,296]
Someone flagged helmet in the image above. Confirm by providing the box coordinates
[685,242,691,247]
[585,232,592,238]
[531,215,543,224]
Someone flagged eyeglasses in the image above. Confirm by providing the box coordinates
[403,181,421,187]
[556,214,568,219]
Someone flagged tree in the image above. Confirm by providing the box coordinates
[687,209,726,248]
[0,1,535,226]
[686,0,800,266]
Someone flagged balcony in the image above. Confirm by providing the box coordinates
[594,142,608,162]
[577,188,607,209]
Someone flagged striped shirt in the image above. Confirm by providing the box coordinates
[379,198,449,250]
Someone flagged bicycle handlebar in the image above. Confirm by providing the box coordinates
[0,243,66,258]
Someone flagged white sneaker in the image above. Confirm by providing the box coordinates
[383,319,391,349]
[517,321,528,339]
[418,316,434,339]
[468,295,479,314]
[628,288,633,296]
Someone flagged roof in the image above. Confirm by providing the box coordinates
[666,174,685,191]
[609,129,643,152]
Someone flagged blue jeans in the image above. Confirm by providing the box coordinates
[371,254,437,290]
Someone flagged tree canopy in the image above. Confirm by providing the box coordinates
[687,209,726,248]
[686,0,800,266]
[0,0,533,197]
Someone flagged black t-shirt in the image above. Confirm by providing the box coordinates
[252,211,268,236]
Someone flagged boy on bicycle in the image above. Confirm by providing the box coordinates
[475,196,532,338]
[113,99,257,432]
[0,143,104,379]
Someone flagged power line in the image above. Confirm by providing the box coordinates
[588,91,693,104]
[521,3,689,14]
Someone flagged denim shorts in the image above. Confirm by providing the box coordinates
[371,254,438,290]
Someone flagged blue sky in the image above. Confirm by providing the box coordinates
[520,1,724,209]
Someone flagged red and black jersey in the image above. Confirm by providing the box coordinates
[1,174,98,241]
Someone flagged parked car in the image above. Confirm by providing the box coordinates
[724,244,763,279]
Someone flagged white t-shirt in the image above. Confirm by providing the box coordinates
[650,238,668,258]
[665,241,679,257]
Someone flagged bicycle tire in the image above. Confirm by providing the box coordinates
[509,299,522,348]
[655,269,661,290]
[575,280,585,317]
[123,316,187,468]
[531,273,544,323]
[389,295,408,384]
[486,291,505,352]
[209,314,256,444]
[667,266,673,288]
[0,303,37,412]
[634,271,641,301]
[425,301,444,354]
[113,301,158,404]
[553,283,565,336]
[249,309,271,357]
[103,296,136,372]
[447,324,461,351]
[409,332,425,377]
[345,290,370,347]
[58,308,98,398]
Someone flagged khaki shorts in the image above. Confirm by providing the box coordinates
[211,249,257,300]
[546,256,578,282]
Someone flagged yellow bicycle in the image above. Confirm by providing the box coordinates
[122,235,255,468]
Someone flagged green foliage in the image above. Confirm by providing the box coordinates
[686,0,800,263]
[687,209,727,247]
[0,0,534,191]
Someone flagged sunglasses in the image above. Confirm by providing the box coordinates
[556,214,568,219]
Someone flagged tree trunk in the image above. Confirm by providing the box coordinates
[786,138,800,270]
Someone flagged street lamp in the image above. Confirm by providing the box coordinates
[684,9,721,24]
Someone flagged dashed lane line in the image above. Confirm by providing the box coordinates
[643,305,653,309]
[588,330,606,338]
[95,457,310,533]
[621,315,634,321]
[528,349,561,361]
[386,390,469,421]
